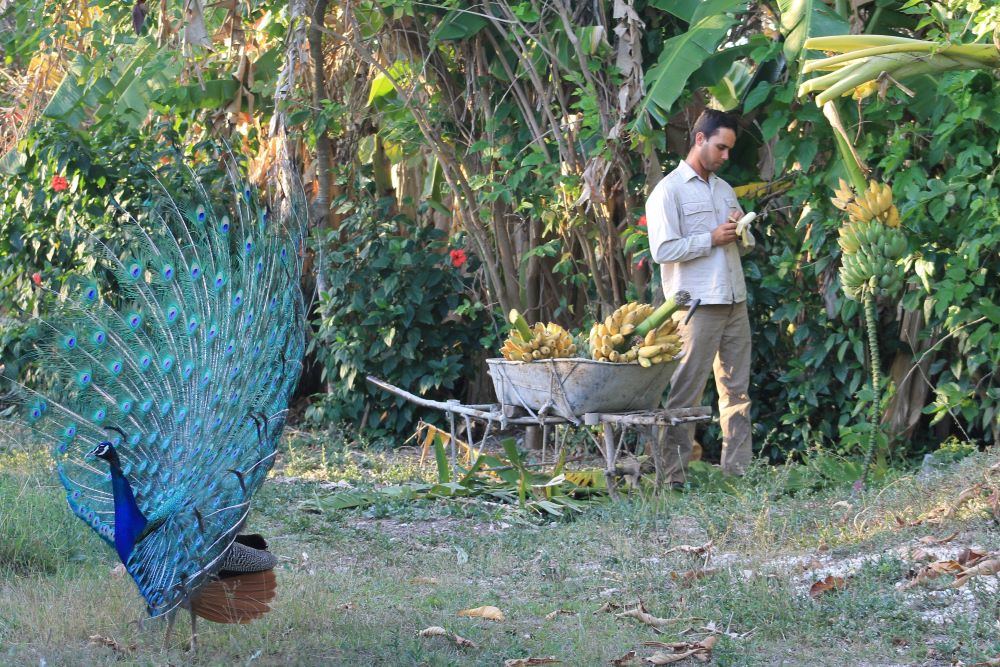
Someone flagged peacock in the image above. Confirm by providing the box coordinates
[7,148,306,648]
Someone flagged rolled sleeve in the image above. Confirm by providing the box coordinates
[646,182,712,264]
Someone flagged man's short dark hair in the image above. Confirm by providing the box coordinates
[691,109,739,146]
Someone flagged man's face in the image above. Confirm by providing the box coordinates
[695,127,736,174]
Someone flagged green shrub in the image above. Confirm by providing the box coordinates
[308,202,498,439]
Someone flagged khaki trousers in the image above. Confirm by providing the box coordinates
[660,301,752,484]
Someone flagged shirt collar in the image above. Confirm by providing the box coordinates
[679,159,717,185]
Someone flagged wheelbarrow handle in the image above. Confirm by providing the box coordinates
[683,298,701,325]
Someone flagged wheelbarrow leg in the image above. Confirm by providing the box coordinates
[650,424,667,490]
[602,422,620,501]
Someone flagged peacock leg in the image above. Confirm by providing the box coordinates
[163,609,176,649]
[188,605,198,652]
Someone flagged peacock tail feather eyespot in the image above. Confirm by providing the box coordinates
[127,261,143,281]
[56,441,69,455]
[63,423,76,439]
[92,407,107,422]
[213,272,226,290]
[27,402,45,421]
[92,330,106,346]
[127,312,143,329]
[139,399,153,414]
[160,400,172,416]
[224,339,235,357]
[161,355,174,373]
[255,258,264,274]
[200,370,211,386]
[220,216,231,233]
[161,264,174,282]
[108,359,123,375]
[186,316,199,334]
[63,334,78,350]
[165,304,180,323]
[207,323,218,341]
[232,291,243,309]
[181,360,194,379]
[195,205,207,223]
[77,370,92,387]
[138,352,152,370]
[190,263,201,279]
[119,399,133,414]
[83,285,99,302]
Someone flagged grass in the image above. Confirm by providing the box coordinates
[2,430,1000,666]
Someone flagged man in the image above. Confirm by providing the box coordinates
[645,109,754,488]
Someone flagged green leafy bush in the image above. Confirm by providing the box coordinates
[308,202,498,439]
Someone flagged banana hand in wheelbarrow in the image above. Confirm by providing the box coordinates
[589,291,693,366]
[500,310,577,361]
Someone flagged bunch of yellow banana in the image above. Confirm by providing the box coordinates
[831,178,900,228]
[588,302,653,362]
[633,319,682,368]
[500,310,576,361]
[588,303,682,365]
[797,35,1000,106]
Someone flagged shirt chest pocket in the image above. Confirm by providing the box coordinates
[681,200,716,233]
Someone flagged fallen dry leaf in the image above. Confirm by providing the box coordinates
[669,568,718,583]
[902,559,966,589]
[972,657,1000,666]
[457,605,505,622]
[893,512,922,528]
[88,635,135,655]
[958,547,988,567]
[616,601,681,628]
[417,626,478,649]
[918,531,959,545]
[409,576,440,585]
[952,557,1000,588]
[503,659,560,667]
[612,650,639,666]
[946,483,984,518]
[809,575,848,598]
[663,540,713,557]
[798,558,825,572]
[544,609,575,621]
[594,601,622,614]
[110,564,127,578]
[644,636,717,664]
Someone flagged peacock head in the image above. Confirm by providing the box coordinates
[87,441,122,468]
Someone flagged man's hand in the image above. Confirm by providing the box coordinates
[711,222,739,246]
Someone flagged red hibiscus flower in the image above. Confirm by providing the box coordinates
[31,272,42,286]
[50,175,68,192]
[637,215,647,227]
[450,249,467,268]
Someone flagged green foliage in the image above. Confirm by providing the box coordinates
[308,201,498,438]
[304,434,598,518]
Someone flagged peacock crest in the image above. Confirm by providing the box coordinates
[8,148,305,619]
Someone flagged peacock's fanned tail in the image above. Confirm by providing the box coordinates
[7,152,305,617]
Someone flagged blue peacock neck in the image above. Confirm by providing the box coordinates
[98,445,149,564]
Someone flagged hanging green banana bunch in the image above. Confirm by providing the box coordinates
[831,179,907,302]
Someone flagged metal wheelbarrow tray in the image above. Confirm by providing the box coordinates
[486,355,681,422]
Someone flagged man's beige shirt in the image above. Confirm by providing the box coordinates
[645,160,755,304]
